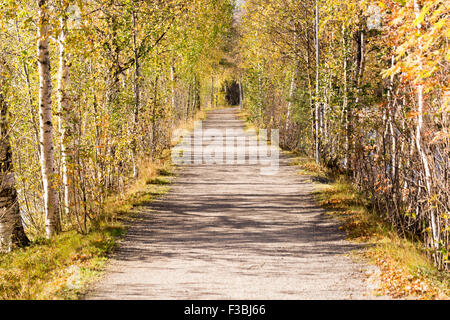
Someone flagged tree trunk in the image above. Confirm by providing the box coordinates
[286,61,299,132]
[342,25,349,169]
[314,0,320,164]
[186,81,192,120]
[238,77,243,110]
[413,0,439,249]
[38,0,60,238]
[210,76,214,109]
[14,18,41,163]
[0,86,30,250]
[132,9,140,178]
[287,23,299,131]
[192,74,200,111]
[58,4,72,221]
[171,64,176,111]
[304,27,315,156]
[349,24,366,175]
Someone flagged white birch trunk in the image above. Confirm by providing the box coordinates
[286,23,299,132]
[238,77,243,110]
[342,25,349,168]
[171,65,176,111]
[210,76,214,109]
[38,0,60,238]
[58,6,71,218]
[414,0,439,248]
[132,10,140,178]
[314,0,320,164]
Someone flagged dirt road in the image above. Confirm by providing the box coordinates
[87,108,382,299]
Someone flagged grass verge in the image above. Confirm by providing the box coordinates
[0,159,175,299]
[290,153,449,299]
[237,108,259,133]
[0,105,222,299]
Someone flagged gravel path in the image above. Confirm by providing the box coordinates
[86,108,383,300]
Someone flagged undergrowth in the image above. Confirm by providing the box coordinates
[0,160,175,299]
[290,153,449,300]
[0,106,222,299]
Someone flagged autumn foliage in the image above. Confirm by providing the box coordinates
[239,0,449,269]
[0,0,232,244]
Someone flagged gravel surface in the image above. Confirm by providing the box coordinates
[86,108,386,300]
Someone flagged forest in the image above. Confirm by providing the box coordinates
[0,0,233,243]
[0,0,448,299]
[238,0,448,270]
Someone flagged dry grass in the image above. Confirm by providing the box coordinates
[292,154,450,300]
[170,107,220,148]
[0,106,213,299]
[0,159,174,300]
[237,109,259,133]
[0,219,123,299]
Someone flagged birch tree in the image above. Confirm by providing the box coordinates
[0,59,30,250]
[239,0,449,268]
[57,0,72,219]
[38,0,60,237]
